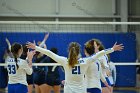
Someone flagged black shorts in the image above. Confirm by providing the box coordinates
[34,71,46,86]
[27,74,34,85]
[46,73,61,86]
[87,88,101,93]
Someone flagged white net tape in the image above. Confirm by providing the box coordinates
[0,63,140,66]
[0,21,140,33]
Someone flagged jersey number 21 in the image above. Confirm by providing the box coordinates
[72,66,81,74]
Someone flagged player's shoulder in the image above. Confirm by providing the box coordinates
[95,59,100,63]
[98,54,107,60]
[62,56,68,60]
[6,57,13,61]
[6,57,15,63]
[17,58,27,66]
[78,58,84,62]
[78,58,88,65]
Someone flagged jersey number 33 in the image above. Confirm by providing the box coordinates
[8,65,16,74]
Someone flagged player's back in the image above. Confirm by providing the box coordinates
[6,57,32,86]
[63,57,91,93]
[86,60,102,89]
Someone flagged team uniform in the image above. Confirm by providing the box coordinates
[108,61,116,86]
[33,55,47,86]
[6,57,32,93]
[35,46,114,93]
[20,54,34,85]
[99,54,111,87]
[45,57,61,86]
[86,60,106,93]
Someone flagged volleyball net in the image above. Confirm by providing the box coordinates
[0,63,140,66]
[0,21,139,87]
[0,21,140,32]
[0,21,139,66]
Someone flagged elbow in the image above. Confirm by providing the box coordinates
[27,69,33,75]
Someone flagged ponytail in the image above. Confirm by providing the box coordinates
[68,47,78,68]
[11,43,22,70]
[13,54,19,69]
[68,42,80,68]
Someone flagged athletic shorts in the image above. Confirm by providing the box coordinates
[101,77,111,87]
[27,74,34,85]
[34,71,46,86]
[110,84,114,87]
[46,73,61,86]
[8,83,28,93]
[87,88,101,93]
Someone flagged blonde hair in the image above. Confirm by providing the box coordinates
[68,42,80,68]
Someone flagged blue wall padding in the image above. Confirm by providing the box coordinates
[0,32,136,87]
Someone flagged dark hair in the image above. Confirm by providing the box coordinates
[68,42,80,68]
[22,44,28,54]
[84,39,105,55]
[50,48,58,63]
[84,39,95,55]
[11,43,22,69]
[20,44,28,59]
[50,48,58,54]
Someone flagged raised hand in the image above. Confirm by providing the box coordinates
[112,42,124,51]
[26,42,36,49]
[27,49,35,67]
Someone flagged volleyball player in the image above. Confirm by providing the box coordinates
[45,48,61,93]
[6,43,34,93]
[33,41,47,93]
[33,33,49,93]
[3,38,13,85]
[20,44,34,93]
[84,39,111,93]
[27,41,123,93]
[91,39,112,93]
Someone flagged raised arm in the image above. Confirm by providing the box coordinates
[23,50,35,75]
[35,46,66,64]
[22,60,33,75]
[39,33,49,48]
[27,42,67,64]
[91,42,124,60]
[5,38,11,51]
